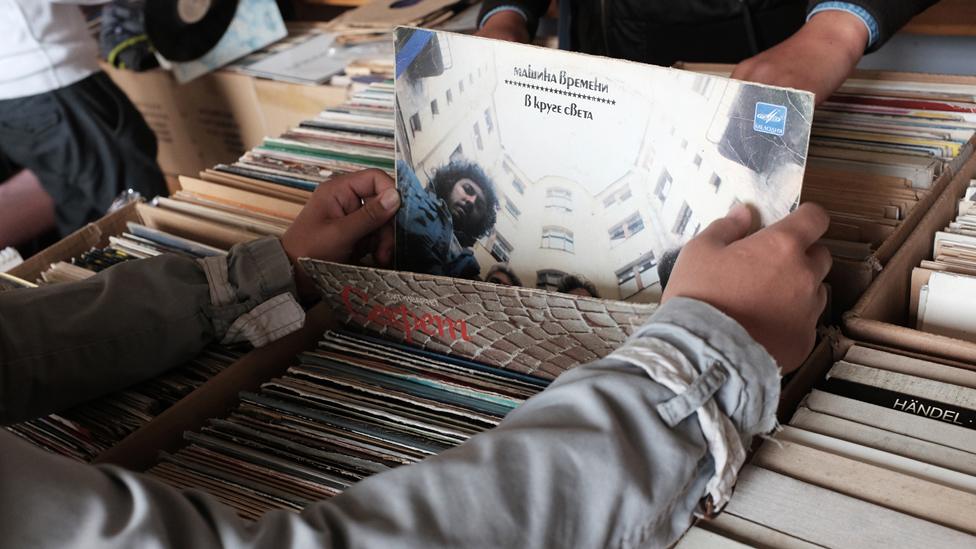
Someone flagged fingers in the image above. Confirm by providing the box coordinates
[807,242,833,283]
[374,223,396,266]
[343,187,400,243]
[769,203,830,248]
[695,203,755,247]
[343,169,396,202]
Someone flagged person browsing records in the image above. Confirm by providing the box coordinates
[476,0,936,104]
[0,169,832,547]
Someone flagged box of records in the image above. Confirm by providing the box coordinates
[684,65,976,312]
[8,201,145,283]
[135,327,574,518]
[845,157,976,364]
[2,80,413,468]
[677,333,976,547]
[2,198,333,467]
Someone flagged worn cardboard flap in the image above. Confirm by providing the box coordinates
[845,149,976,364]
[8,201,144,282]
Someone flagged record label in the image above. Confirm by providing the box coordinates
[178,0,212,24]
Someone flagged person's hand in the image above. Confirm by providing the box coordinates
[731,10,869,105]
[281,169,400,301]
[662,203,832,373]
[475,10,530,43]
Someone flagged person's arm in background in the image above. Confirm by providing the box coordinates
[0,170,399,425]
[732,0,938,104]
[0,201,831,548]
[475,0,549,42]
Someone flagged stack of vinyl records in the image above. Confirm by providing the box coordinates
[225,24,395,85]
[36,222,224,285]
[678,344,976,547]
[216,92,396,185]
[208,80,393,188]
[910,180,976,341]
[806,77,976,261]
[147,330,549,519]
[4,223,239,462]
[148,81,394,249]
[5,347,243,463]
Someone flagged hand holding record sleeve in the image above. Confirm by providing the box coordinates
[281,169,401,302]
[663,203,832,373]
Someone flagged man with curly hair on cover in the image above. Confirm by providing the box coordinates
[395,159,499,280]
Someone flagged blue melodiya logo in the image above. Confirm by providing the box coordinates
[753,102,787,136]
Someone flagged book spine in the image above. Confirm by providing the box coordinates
[820,377,976,431]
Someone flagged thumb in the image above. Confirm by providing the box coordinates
[344,187,400,239]
[696,203,755,247]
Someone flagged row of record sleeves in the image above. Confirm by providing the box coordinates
[2,70,975,535]
[677,341,976,547]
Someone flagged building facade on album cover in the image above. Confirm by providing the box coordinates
[394,28,813,302]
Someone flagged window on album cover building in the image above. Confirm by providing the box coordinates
[673,201,693,235]
[484,108,493,133]
[459,79,465,93]
[409,112,422,136]
[450,144,464,163]
[512,177,525,194]
[603,186,633,208]
[446,89,453,104]
[536,269,569,290]
[430,99,439,116]
[491,233,514,262]
[615,251,657,298]
[608,212,645,241]
[541,226,574,252]
[473,122,483,150]
[503,196,521,219]
[545,187,572,211]
[693,154,702,168]
[654,169,672,201]
[709,173,722,193]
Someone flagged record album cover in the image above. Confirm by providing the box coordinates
[393,28,815,303]
[169,0,287,83]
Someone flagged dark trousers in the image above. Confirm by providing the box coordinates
[0,71,167,236]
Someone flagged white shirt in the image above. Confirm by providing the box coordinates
[0,1,102,100]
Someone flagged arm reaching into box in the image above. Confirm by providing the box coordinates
[0,171,400,425]
[0,202,831,547]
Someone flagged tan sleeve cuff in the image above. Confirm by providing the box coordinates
[197,237,305,347]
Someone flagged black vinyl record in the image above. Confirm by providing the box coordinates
[145,0,239,62]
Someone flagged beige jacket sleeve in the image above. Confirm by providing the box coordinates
[0,297,780,548]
